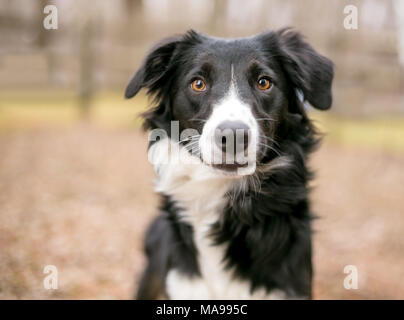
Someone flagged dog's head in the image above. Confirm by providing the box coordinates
[125,29,333,176]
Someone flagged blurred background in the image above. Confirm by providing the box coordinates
[0,0,403,299]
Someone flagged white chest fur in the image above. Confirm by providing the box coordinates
[149,139,286,300]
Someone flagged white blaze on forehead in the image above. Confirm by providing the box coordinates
[199,72,259,175]
[211,84,255,124]
[206,63,256,130]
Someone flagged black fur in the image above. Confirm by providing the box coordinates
[126,29,334,299]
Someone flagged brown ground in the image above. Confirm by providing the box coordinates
[0,124,403,299]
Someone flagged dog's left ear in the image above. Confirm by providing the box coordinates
[125,30,202,131]
[274,28,334,110]
[125,30,202,99]
[124,35,183,99]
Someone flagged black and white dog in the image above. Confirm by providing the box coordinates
[125,29,333,300]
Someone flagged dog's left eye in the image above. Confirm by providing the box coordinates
[191,79,207,92]
[257,77,272,91]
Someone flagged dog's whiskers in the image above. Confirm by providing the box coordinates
[259,134,280,148]
[184,141,200,150]
[255,117,277,122]
[257,142,282,157]
[189,119,207,123]
[174,135,201,146]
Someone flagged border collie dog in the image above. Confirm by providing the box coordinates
[125,29,334,300]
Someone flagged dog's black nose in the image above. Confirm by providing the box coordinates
[215,121,250,153]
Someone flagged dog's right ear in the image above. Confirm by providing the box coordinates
[125,35,183,99]
[275,28,334,111]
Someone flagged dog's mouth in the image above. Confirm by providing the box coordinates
[208,158,256,177]
[211,162,249,172]
[198,141,257,176]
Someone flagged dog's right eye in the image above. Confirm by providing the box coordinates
[257,77,272,91]
[191,79,207,92]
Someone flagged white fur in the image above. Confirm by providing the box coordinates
[149,138,287,300]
